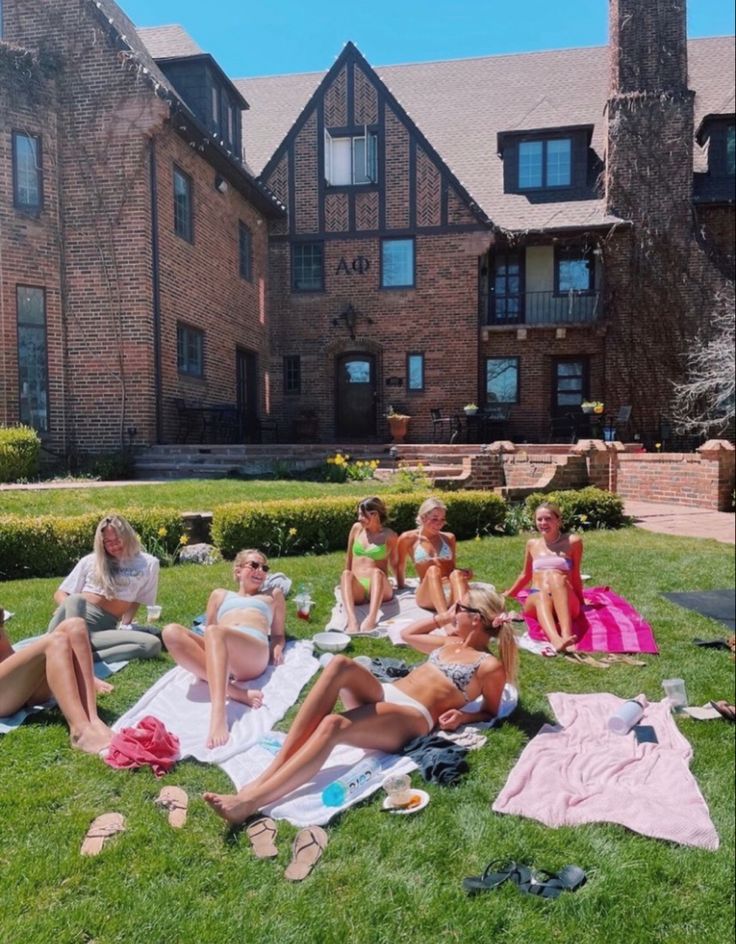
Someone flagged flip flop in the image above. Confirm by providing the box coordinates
[462,860,523,896]
[515,864,587,899]
[80,812,126,857]
[564,652,609,669]
[155,786,188,828]
[284,825,328,881]
[710,700,736,722]
[600,654,647,667]
[692,638,731,650]
[246,816,279,859]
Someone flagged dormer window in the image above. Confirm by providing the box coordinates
[519,138,571,189]
[324,129,378,186]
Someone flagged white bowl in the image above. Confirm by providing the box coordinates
[312,632,351,653]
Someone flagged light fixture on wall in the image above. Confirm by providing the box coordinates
[332,303,374,340]
[214,174,228,193]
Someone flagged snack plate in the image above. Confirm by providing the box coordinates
[382,789,429,815]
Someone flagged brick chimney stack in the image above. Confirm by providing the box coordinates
[605,0,695,237]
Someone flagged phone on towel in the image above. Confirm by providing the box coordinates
[633,724,658,745]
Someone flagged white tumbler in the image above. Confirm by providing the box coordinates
[608,698,645,735]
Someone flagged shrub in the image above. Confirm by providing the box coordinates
[524,487,626,531]
[212,491,508,559]
[0,425,41,483]
[0,507,186,580]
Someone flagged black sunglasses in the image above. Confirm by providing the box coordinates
[455,602,482,616]
[243,560,270,573]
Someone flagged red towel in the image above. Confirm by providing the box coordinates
[105,715,180,777]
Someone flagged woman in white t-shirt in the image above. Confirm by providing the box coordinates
[47,515,161,662]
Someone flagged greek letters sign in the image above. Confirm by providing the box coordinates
[336,256,371,276]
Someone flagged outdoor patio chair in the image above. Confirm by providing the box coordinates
[431,408,461,443]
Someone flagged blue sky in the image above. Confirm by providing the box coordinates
[121,0,734,78]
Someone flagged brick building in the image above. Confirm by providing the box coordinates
[0,0,733,454]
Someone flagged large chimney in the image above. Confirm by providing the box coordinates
[605,0,694,237]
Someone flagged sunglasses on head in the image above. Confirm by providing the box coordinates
[455,602,482,616]
[243,560,270,573]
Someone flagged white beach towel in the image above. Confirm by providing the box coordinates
[112,640,318,764]
[221,683,518,826]
[0,636,126,735]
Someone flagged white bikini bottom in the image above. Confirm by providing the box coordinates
[381,683,434,734]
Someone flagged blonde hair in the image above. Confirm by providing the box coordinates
[416,497,447,527]
[234,548,268,568]
[92,515,141,598]
[358,496,388,524]
[535,501,563,523]
[465,585,519,685]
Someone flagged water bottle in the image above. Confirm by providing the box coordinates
[321,756,382,807]
[608,698,645,735]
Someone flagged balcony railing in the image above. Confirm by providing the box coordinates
[486,290,601,327]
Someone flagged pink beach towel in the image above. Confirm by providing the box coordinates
[518,586,658,653]
[492,692,718,850]
[105,715,180,778]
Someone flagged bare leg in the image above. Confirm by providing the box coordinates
[0,642,49,717]
[545,574,580,648]
[204,625,269,749]
[416,563,448,614]
[203,658,426,824]
[523,593,566,651]
[448,569,470,606]
[341,570,367,634]
[360,570,392,632]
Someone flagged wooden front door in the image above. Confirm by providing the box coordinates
[335,353,377,439]
[236,348,258,441]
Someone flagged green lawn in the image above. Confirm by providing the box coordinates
[0,478,394,518]
[1,530,734,944]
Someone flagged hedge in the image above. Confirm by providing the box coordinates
[0,425,40,483]
[0,507,186,580]
[524,487,627,531]
[212,491,508,559]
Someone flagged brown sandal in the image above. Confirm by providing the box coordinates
[710,700,736,722]
[155,786,189,828]
[284,826,328,881]
[246,816,278,859]
[80,813,126,857]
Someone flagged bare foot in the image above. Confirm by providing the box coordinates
[556,636,577,653]
[203,791,256,825]
[94,677,114,694]
[72,724,113,754]
[228,686,264,709]
[346,618,360,635]
[207,717,231,750]
[360,615,377,632]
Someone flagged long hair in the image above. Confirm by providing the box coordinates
[358,496,388,524]
[92,515,141,598]
[465,585,519,685]
[416,497,447,527]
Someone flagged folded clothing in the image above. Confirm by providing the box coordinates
[402,733,469,785]
[105,715,180,777]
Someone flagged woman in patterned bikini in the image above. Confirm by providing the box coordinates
[204,586,517,825]
[340,497,398,634]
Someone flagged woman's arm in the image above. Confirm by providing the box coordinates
[386,530,400,581]
[395,531,414,589]
[569,535,585,603]
[502,541,534,598]
[345,523,360,570]
[205,589,227,627]
[438,659,505,730]
[269,590,286,666]
[53,589,70,606]
[0,619,14,663]
[400,609,454,653]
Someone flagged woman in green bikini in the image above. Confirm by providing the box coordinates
[340,497,398,634]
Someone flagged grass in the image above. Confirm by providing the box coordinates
[1,529,734,944]
[0,478,394,518]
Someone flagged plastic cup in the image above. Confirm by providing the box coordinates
[662,678,687,711]
[383,773,412,808]
[146,605,162,623]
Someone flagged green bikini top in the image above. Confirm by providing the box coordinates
[353,539,389,561]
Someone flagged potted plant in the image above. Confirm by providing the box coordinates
[581,400,604,415]
[463,402,479,416]
[386,405,411,444]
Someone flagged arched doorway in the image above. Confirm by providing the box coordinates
[335,353,377,439]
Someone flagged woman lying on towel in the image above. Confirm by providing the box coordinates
[340,496,398,634]
[0,609,114,754]
[204,586,517,824]
[163,548,286,749]
[397,497,471,616]
[502,501,584,652]
[47,514,161,663]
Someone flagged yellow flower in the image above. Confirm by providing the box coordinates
[157,527,168,537]
[579,514,588,523]
[179,534,189,545]
[655,442,662,451]
[475,534,481,542]
[288,527,298,537]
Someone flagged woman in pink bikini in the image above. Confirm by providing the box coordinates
[340,497,398,634]
[204,586,517,826]
[503,501,584,652]
[396,498,470,616]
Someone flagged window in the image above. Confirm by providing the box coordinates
[17,287,49,433]
[283,355,301,395]
[407,353,424,391]
[486,357,519,404]
[554,359,586,408]
[177,323,203,377]
[519,138,571,189]
[13,132,42,212]
[238,222,252,281]
[292,242,323,292]
[727,124,735,176]
[211,87,219,128]
[173,166,193,242]
[324,129,378,185]
[381,239,414,288]
[555,247,594,294]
